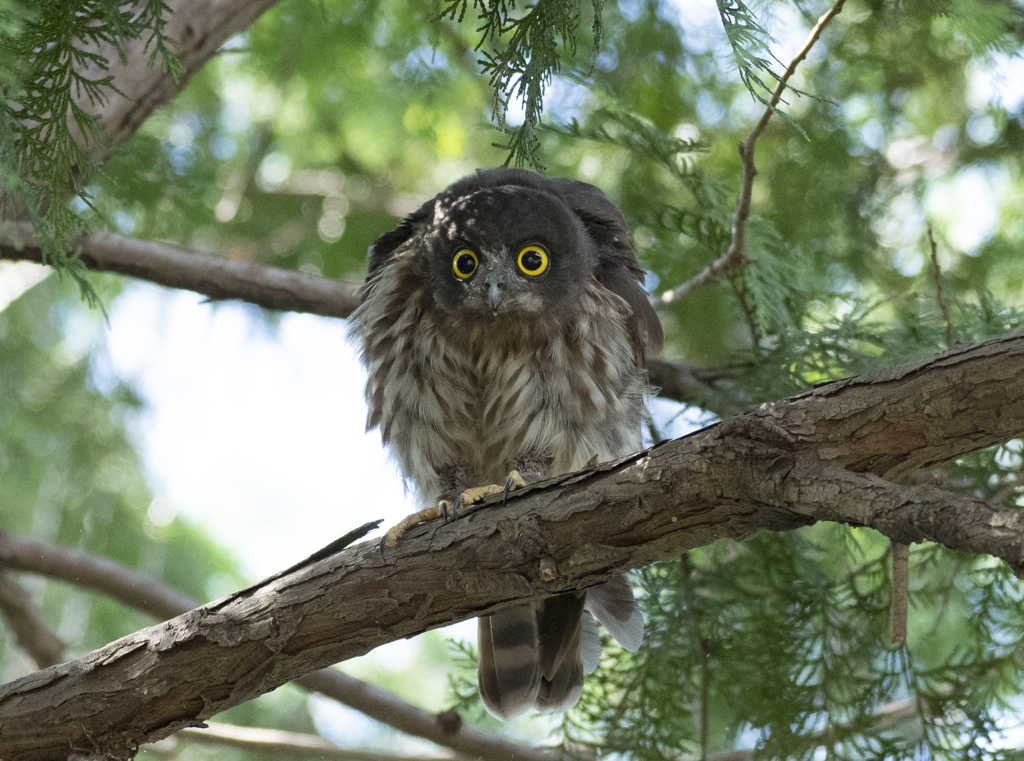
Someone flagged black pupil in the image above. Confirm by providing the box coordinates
[522,251,543,271]
[456,253,475,275]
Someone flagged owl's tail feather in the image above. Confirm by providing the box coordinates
[585,575,645,653]
[538,591,587,679]
[478,580,642,720]
[580,610,601,673]
[478,604,542,720]
[535,592,587,713]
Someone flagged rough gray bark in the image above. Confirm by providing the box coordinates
[0,331,1021,760]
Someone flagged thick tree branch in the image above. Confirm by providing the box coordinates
[786,463,1024,567]
[0,532,558,761]
[0,331,1021,759]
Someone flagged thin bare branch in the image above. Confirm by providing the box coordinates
[0,532,197,622]
[0,571,65,668]
[0,223,362,318]
[658,0,846,306]
[298,670,560,761]
[656,244,740,306]
[175,721,459,761]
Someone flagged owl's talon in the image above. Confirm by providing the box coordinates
[440,499,453,523]
[378,502,448,557]
[503,469,527,506]
[379,470,529,555]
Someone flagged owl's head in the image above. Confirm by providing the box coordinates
[418,183,600,316]
[367,169,663,350]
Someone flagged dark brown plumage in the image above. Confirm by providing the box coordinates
[350,168,661,719]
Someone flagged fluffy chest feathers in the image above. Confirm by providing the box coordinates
[352,260,647,504]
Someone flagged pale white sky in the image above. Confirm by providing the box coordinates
[100,284,416,579]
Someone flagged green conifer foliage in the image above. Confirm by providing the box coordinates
[0,0,181,303]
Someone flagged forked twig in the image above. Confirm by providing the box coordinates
[658,0,847,306]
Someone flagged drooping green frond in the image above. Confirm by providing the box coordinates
[442,0,602,168]
[0,0,181,305]
[554,106,734,252]
[557,106,710,193]
[716,0,783,108]
[0,0,34,90]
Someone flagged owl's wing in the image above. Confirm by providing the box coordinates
[365,203,431,275]
[550,177,664,362]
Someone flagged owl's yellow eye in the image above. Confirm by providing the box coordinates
[517,245,548,276]
[453,249,478,279]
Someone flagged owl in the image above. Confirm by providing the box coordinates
[350,168,663,719]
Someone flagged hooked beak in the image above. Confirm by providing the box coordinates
[484,269,506,312]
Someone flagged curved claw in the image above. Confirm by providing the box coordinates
[503,469,527,506]
[451,494,465,521]
[438,499,455,523]
[379,535,388,559]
